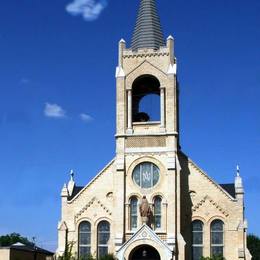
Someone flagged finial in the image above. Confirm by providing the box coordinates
[119,38,126,44]
[167,35,174,40]
[236,165,240,177]
[70,169,74,181]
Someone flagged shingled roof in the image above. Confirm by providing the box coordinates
[131,0,165,51]
[220,183,236,198]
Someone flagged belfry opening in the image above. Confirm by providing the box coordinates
[132,75,160,123]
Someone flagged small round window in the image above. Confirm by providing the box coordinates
[132,162,160,189]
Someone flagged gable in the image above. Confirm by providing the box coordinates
[126,60,168,90]
[117,224,172,259]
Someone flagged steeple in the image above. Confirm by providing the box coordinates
[131,0,165,51]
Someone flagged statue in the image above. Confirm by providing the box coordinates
[139,196,151,225]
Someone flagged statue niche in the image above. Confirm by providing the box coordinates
[139,196,152,225]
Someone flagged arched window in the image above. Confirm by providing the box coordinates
[97,221,110,258]
[154,196,162,229]
[78,221,91,258]
[132,75,160,122]
[211,220,224,257]
[192,220,203,260]
[130,197,138,230]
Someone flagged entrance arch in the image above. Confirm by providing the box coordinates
[129,245,160,260]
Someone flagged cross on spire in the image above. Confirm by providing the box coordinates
[131,0,165,51]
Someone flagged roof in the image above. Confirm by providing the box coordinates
[219,184,236,198]
[131,0,165,51]
[68,185,84,200]
[0,243,54,255]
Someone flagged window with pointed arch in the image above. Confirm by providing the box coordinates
[154,196,162,229]
[130,197,138,230]
[211,219,224,257]
[192,220,204,260]
[97,221,110,258]
[78,221,91,258]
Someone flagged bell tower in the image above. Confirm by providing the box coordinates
[115,0,178,168]
[114,0,183,256]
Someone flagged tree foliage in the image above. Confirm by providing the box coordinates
[201,256,225,260]
[247,234,260,260]
[57,240,115,260]
[58,254,115,260]
[0,233,34,247]
[99,254,116,260]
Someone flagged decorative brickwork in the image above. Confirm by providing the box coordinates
[126,136,166,148]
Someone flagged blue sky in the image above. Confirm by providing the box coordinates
[0,0,259,251]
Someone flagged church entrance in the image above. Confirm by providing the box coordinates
[129,245,161,260]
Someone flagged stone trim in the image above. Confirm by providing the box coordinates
[123,48,169,59]
[75,197,112,220]
[116,224,172,260]
[192,195,229,217]
[125,60,167,80]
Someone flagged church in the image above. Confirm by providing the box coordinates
[57,0,252,259]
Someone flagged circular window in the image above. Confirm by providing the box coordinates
[132,162,160,189]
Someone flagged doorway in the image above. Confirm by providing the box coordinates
[129,245,160,260]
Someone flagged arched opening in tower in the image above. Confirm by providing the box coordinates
[132,75,160,122]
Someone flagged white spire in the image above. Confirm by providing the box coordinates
[70,169,74,181]
[68,169,75,196]
[236,165,240,177]
[235,165,244,198]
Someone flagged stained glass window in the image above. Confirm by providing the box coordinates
[132,162,160,189]
[130,197,138,230]
[154,196,162,229]
[79,221,91,258]
[211,220,224,257]
[192,220,203,260]
[97,221,110,258]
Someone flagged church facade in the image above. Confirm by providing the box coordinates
[57,0,251,259]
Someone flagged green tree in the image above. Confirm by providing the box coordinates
[99,254,116,260]
[247,234,260,260]
[58,241,76,260]
[78,255,95,260]
[0,233,34,247]
[201,256,225,260]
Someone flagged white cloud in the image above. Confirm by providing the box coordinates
[66,0,107,21]
[44,103,66,118]
[80,113,93,123]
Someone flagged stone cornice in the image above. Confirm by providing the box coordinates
[123,48,169,59]
[115,131,178,138]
